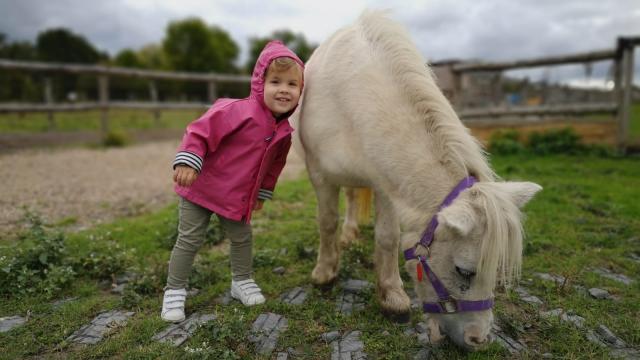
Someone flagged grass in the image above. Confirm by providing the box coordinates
[0,109,201,133]
[1,154,639,359]
[631,103,640,139]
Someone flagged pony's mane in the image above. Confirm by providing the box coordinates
[357,10,496,182]
[474,183,524,287]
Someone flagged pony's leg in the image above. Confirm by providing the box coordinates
[374,190,411,316]
[308,167,341,285]
[340,187,360,247]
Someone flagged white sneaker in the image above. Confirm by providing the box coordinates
[161,288,186,322]
[231,279,265,306]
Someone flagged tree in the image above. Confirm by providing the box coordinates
[113,48,143,68]
[0,37,37,60]
[137,44,168,70]
[162,17,238,73]
[36,28,104,64]
[0,34,39,101]
[245,30,316,73]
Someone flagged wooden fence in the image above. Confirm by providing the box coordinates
[432,36,639,150]
[0,36,638,150]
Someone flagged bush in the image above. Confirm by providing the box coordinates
[102,130,131,147]
[0,216,74,297]
[488,127,616,156]
[528,127,584,155]
[488,129,525,155]
[0,213,134,299]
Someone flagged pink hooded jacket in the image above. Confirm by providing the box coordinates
[173,41,304,223]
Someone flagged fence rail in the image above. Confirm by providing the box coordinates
[0,36,638,150]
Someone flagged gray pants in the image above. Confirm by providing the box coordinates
[166,197,253,289]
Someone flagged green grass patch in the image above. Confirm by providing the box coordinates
[1,154,639,358]
[0,109,201,133]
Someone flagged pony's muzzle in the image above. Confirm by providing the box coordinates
[463,323,493,350]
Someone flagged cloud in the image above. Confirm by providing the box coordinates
[0,0,638,83]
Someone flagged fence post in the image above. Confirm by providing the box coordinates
[44,77,55,130]
[207,81,217,104]
[98,75,109,134]
[615,37,635,153]
[148,80,160,126]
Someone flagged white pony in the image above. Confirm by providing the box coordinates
[291,11,541,350]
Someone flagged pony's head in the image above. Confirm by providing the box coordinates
[402,180,541,351]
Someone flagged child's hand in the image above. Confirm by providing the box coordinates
[254,200,264,211]
[173,165,198,187]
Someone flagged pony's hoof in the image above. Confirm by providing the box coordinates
[314,280,337,293]
[311,265,338,286]
[382,310,411,324]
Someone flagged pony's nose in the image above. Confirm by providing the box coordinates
[463,324,491,349]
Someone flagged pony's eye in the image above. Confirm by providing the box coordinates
[455,266,476,279]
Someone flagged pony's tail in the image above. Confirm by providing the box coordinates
[355,188,373,224]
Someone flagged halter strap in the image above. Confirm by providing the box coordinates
[404,176,494,314]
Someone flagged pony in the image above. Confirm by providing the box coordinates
[290,11,541,350]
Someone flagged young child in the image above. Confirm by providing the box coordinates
[161,41,304,322]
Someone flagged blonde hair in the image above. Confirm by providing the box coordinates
[266,57,301,78]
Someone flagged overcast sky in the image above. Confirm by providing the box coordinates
[1,0,639,85]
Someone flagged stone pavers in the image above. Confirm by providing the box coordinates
[152,313,216,346]
[248,312,288,355]
[66,310,135,345]
[51,297,78,309]
[336,292,366,315]
[592,268,634,286]
[534,272,566,285]
[413,348,432,360]
[0,315,26,333]
[279,287,308,305]
[336,279,371,315]
[215,291,233,305]
[491,322,527,355]
[587,324,640,359]
[329,330,367,360]
[514,286,544,306]
[588,288,613,300]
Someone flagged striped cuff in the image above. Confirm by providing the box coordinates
[257,189,273,201]
[173,151,203,173]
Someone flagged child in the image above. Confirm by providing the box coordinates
[161,41,304,322]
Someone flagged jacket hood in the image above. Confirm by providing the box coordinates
[250,40,305,114]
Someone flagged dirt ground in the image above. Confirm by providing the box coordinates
[0,139,306,237]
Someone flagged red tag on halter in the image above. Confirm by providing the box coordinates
[416,262,423,281]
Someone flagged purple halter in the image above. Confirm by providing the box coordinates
[403,176,495,314]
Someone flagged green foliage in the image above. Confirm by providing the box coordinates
[36,28,104,64]
[488,129,525,155]
[246,29,316,73]
[113,49,143,68]
[0,214,133,299]
[3,158,640,358]
[0,214,73,297]
[102,129,131,147]
[70,239,133,280]
[528,127,584,155]
[488,127,616,156]
[163,18,238,73]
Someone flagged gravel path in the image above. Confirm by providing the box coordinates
[0,140,306,236]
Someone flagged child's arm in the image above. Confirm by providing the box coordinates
[258,137,292,202]
[172,106,232,176]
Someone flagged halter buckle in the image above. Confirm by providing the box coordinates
[416,243,431,258]
[438,297,458,314]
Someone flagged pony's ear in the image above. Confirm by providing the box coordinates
[439,204,475,237]
[499,182,543,208]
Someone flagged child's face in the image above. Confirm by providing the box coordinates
[263,65,302,117]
